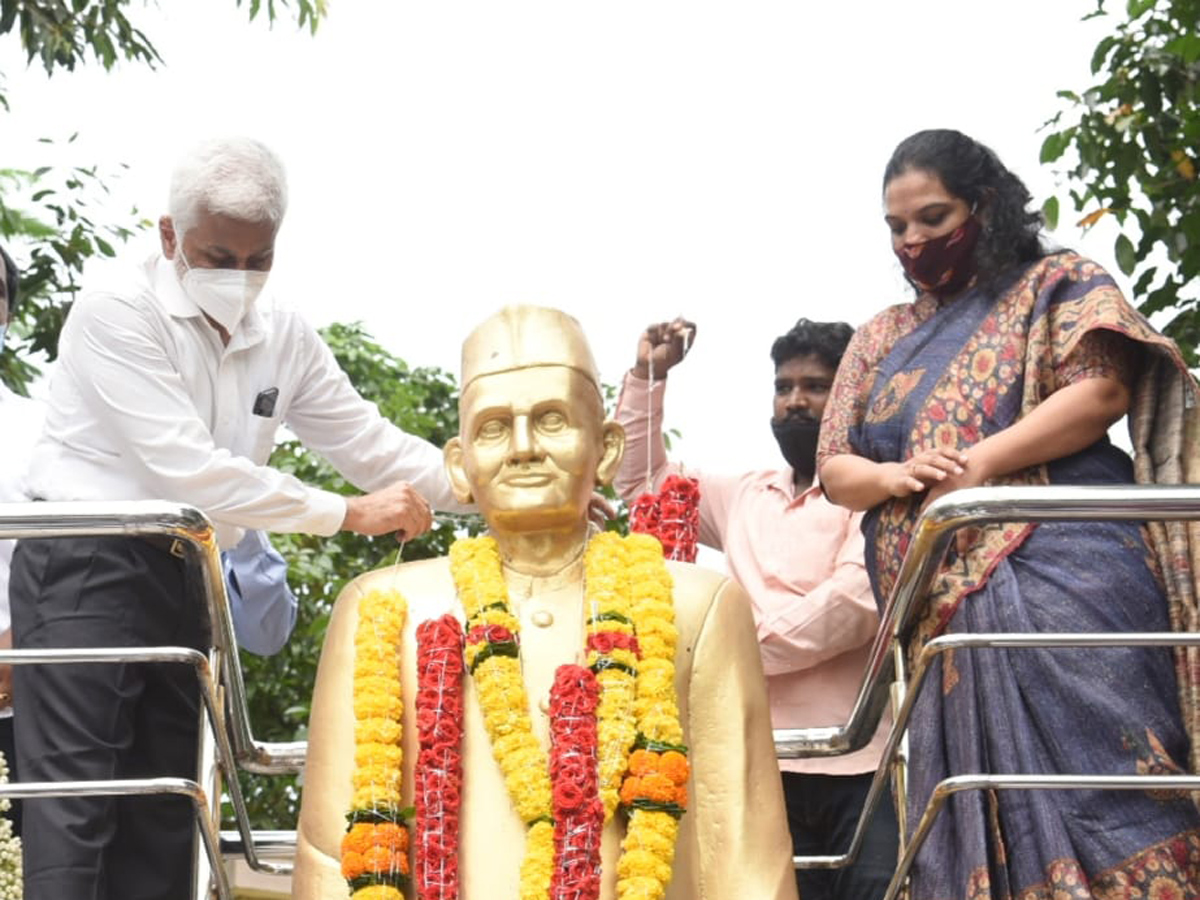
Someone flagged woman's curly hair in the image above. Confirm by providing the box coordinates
[883,129,1046,292]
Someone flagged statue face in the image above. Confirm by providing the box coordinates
[447,365,622,532]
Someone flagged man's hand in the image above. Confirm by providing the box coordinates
[342,481,433,540]
[588,493,617,528]
[632,318,696,381]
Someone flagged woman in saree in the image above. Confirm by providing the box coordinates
[818,128,1200,898]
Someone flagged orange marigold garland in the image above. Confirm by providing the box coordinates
[617,533,689,900]
[415,614,466,900]
[343,589,411,899]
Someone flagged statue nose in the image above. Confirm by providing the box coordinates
[509,415,539,461]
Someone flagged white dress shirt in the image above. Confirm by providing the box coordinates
[29,253,463,548]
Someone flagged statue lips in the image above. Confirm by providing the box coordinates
[502,469,554,488]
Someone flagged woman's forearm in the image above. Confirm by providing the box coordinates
[820,377,1128,512]
[819,454,904,511]
[969,376,1130,480]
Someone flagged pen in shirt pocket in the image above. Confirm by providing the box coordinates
[253,387,279,417]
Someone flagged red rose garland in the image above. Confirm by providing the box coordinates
[549,665,604,900]
[414,614,466,900]
[630,474,700,563]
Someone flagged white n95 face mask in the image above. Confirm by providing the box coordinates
[177,251,269,334]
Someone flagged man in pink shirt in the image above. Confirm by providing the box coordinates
[615,317,898,900]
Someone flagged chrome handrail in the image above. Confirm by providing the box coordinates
[792,631,1200,870]
[880,772,1200,900]
[220,829,297,860]
[0,501,304,774]
[0,502,300,879]
[773,484,1200,758]
[775,484,1200,879]
[0,777,232,898]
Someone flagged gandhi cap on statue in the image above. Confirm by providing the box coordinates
[460,305,602,397]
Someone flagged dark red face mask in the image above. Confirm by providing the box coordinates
[894,216,982,296]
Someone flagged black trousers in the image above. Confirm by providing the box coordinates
[782,770,901,900]
[10,536,208,900]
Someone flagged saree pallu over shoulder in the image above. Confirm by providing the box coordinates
[837,252,1196,656]
[1129,323,1200,774]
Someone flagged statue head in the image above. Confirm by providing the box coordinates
[445,305,625,538]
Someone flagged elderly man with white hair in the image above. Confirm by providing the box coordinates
[9,136,466,900]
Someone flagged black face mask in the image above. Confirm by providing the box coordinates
[771,416,820,483]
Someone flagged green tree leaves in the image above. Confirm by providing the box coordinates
[1044,0,1200,361]
[0,1,331,384]
[0,0,327,91]
[0,150,150,393]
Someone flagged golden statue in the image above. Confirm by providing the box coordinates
[293,306,797,899]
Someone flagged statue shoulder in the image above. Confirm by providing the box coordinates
[664,560,748,638]
[329,556,460,629]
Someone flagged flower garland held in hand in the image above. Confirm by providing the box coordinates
[450,532,688,900]
[342,589,411,900]
[414,614,466,900]
[630,474,701,563]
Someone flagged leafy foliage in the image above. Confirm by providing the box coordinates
[0,0,327,105]
[1042,0,1200,361]
[0,140,149,393]
[232,322,484,829]
[0,0,330,387]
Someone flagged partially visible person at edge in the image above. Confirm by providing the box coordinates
[0,243,45,836]
[8,136,471,900]
[817,128,1200,898]
[614,317,900,899]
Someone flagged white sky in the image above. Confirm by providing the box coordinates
[1,0,1124,478]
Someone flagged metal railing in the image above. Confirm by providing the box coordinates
[774,484,1200,885]
[4,489,1193,895]
[0,501,305,895]
[0,501,306,776]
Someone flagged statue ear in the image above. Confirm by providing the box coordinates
[444,438,474,504]
[595,421,626,488]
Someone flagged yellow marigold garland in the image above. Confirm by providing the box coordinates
[618,533,688,900]
[451,537,555,899]
[521,819,556,900]
[450,532,688,900]
[344,589,411,897]
[585,532,640,821]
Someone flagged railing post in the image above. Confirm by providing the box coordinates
[889,639,909,856]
